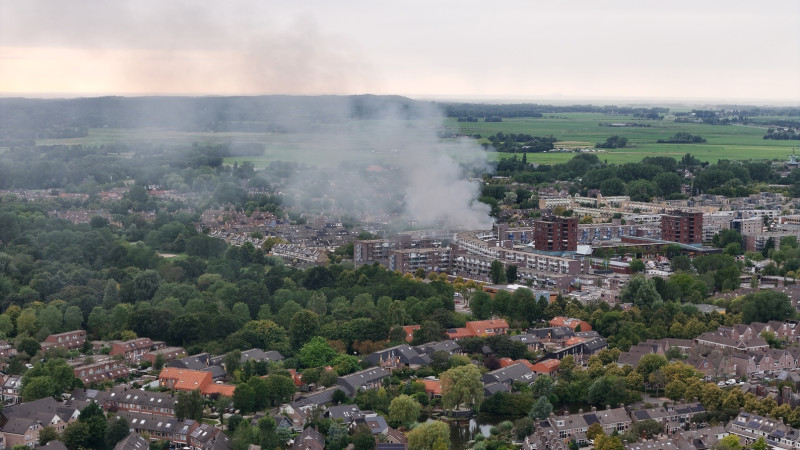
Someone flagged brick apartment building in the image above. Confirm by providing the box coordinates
[533,216,578,252]
[661,210,703,244]
[42,330,86,350]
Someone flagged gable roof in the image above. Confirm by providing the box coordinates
[114,432,149,450]
[159,367,212,391]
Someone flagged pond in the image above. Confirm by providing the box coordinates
[447,415,505,449]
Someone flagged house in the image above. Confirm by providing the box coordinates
[167,354,226,381]
[189,423,230,450]
[509,334,545,352]
[378,427,408,450]
[0,341,17,358]
[158,368,236,397]
[401,325,421,343]
[365,345,431,370]
[105,386,177,417]
[337,368,390,396]
[325,404,363,426]
[0,398,79,448]
[421,378,442,399]
[42,330,86,350]
[2,375,22,405]
[110,338,165,361]
[447,319,510,340]
[728,412,800,448]
[547,406,632,444]
[415,340,460,356]
[40,440,70,450]
[549,317,592,332]
[116,411,196,447]
[482,363,536,391]
[292,427,325,450]
[114,432,149,450]
[73,359,131,384]
[530,359,560,375]
[356,414,389,435]
[142,347,187,365]
[631,402,705,434]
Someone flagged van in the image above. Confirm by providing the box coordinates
[726,379,737,386]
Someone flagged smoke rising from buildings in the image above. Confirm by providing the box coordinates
[279,98,494,230]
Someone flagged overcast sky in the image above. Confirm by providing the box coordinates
[1,0,798,103]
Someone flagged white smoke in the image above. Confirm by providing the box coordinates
[280,99,494,230]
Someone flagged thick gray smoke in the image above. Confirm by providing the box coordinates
[279,99,494,230]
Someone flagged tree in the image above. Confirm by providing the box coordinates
[715,434,742,450]
[636,354,668,380]
[531,374,554,398]
[741,290,794,323]
[529,396,553,419]
[490,260,506,284]
[299,336,338,368]
[407,421,450,450]
[289,309,320,348]
[389,394,421,428]
[18,337,42,357]
[505,265,518,284]
[106,416,130,449]
[440,364,484,411]
[62,421,91,450]
[586,422,605,442]
[175,389,204,421]
[263,375,296,406]
[593,434,624,450]
[39,426,59,446]
[233,384,256,414]
[352,424,376,450]
[665,379,686,402]
[629,259,645,274]
[620,276,662,308]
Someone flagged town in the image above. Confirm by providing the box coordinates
[2,96,800,450]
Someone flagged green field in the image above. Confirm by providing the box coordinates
[33,113,800,167]
[445,114,800,165]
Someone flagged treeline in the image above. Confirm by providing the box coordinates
[657,132,707,144]
[486,133,557,153]
[490,152,796,203]
[441,103,668,118]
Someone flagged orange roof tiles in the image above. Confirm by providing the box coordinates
[422,379,442,396]
[402,325,421,343]
[549,316,592,332]
[466,319,510,336]
[159,368,212,391]
[531,359,560,374]
[201,383,236,397]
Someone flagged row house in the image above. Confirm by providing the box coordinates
[105,387,177,416]
[73,359,131,384]
[188,423,230,450]
[694,331,769,352]
[547,406,632,444]
[728,412,800,449]
[481,363,536,395]
[631,402,705,434]
[110,338,165,361]
[687,351,734,379]
[142,347,187,365]
[549,317,592,332]
[42,330,86,350]
[117,411,196,447]
[731,348,800,377]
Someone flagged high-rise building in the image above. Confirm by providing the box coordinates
[660,210,703,244]
[533,216,578,252]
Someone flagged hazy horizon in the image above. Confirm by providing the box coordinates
[1,0,798,103]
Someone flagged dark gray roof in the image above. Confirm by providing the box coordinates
[291,387,337,409]
[527,327,573,340]
[415,340,461,354]
[483,382,510,396]
[113,432,149,450]
[1,417,36,435]
[582,337,608,353]
[325,404,362,422]
[293,427,325,447]
[337,368,390,396]
[482,363,536,385]
[167,353,212,370]
[365,345,430,366]
[39,441,69,450]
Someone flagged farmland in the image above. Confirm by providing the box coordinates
[444,113,800,165]
[32,112,800,167]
